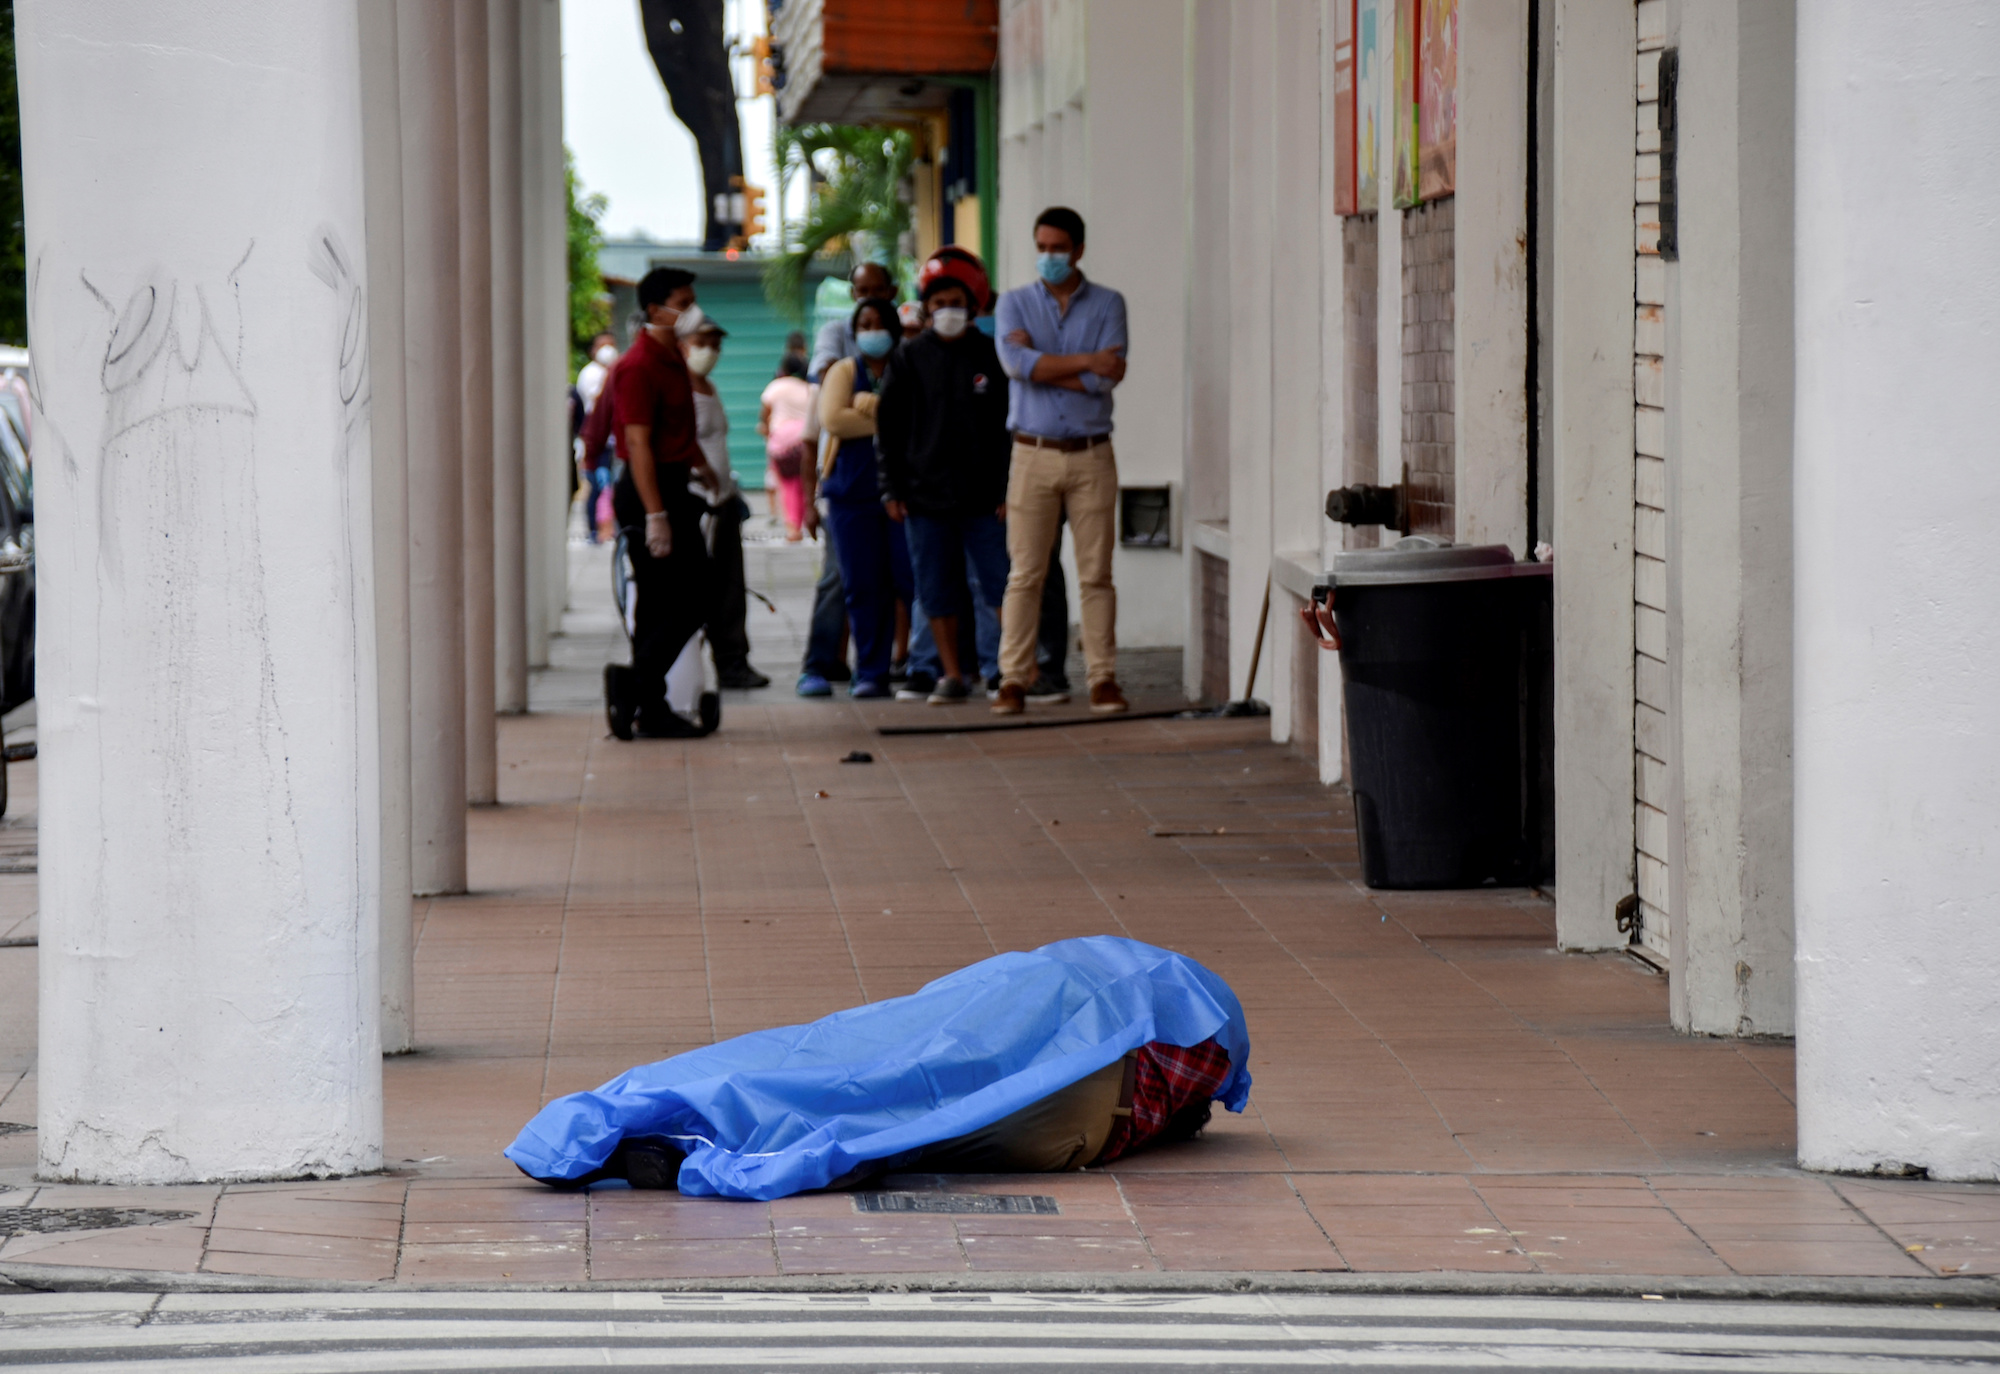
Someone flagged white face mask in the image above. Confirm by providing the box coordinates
[930,307,969,340]
[685,344,719,377]
[671,302,706,338]
[593,344,618,366]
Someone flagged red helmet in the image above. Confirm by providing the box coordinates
[916,247,992,312]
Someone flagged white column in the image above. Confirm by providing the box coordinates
[1666,0,1795,1036]
[1453,0,1531,556]
[1549,0,1635,950]
[1225,0,1275,707]
[533,0,571,651]
[490,0,530,716]
[358,0,416,1053]
[1313,0,1347,787]
[1795,0,2000,1180]
[457,0,498,807]
[21,0,382,1181]
[519,0,552,668]
[400,0,469,896]
[1179,0,1233,703]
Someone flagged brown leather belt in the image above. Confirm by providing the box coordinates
[1013,431,1110,453]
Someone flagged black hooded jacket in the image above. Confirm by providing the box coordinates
[874,329,1012,519]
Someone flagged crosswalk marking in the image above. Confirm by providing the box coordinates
[3,1291,1996,1372]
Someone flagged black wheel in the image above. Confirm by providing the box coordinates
[610,528,633,644]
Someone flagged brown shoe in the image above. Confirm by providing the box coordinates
[1089,680,1129,714]
[991,682,1026,716]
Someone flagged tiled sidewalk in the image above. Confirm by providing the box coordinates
[3,537,1998,1288]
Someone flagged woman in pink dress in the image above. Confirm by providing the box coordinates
[758,356,813,541]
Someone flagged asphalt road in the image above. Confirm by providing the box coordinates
[3,1290,1998,1371]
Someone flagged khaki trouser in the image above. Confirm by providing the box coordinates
[1002,439,1118,688]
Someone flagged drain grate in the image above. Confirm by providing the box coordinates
[0,1121,30,1137]
[853,1192,1058,1215]
[0,1207,194,1236]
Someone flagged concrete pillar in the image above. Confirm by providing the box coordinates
[20,0,383,1181]
[400,0,469,896]
[1313,0,1346,787]
[1225,1,1274,708]
[532,0,571,652]
[1549,0,1635,950]
[1664,0,1795,1037]
[457,0,498,807]
[519,0,556,668]
[358,0,417,1053]
[490,0,530,716]
[1453,0,1531,556]
[1180,0,1233,704]
[1794,0,2000,1180]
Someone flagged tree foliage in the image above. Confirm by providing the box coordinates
[566,149,609,376]
[762,124,913,321]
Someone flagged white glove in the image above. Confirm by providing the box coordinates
[644,511,672,558]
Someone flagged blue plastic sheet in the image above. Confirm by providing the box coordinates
[505,936,1252,1200]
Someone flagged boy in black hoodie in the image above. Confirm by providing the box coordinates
[876,278,1013,704]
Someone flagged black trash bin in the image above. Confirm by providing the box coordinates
[1322,540,1553,889]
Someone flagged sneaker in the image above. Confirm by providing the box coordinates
[928,675,971,705]
[895,671,937,701]
[985,673,1004,701]
[850,678,891,699]
[796,672,833,698]
[716,665,771,690]
[991,682,1026,716]
[888,658,910,684]
[1026,676,1071,705]
[1089,680,1130,714]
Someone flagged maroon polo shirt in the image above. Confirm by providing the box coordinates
[608,328,702,471]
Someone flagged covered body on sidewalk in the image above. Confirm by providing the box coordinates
[505,935,1252,1200]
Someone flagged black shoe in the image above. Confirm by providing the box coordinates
[604,665,636,740]
[888,658,910,684]
[615,1138,686,1190]
[716,665,771,690]
[635,705,706,738]
[826,662,853,683]
[896,671,937,702]
[698,690,722,735]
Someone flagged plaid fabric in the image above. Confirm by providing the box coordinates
[1097,1038,1233,1163]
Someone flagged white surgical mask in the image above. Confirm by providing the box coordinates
[672,302,706,338]
[931,307,969,339]
[685,344,719,377]
[593,344,618,366]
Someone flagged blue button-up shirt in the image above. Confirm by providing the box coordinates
[994,275,1128,439]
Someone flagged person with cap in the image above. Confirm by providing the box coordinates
[992,206,1130,716]
[876,257,1012,705]
[601,266,718,739]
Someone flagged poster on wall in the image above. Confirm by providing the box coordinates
[1334,0,1356,215]
[1418,0,1458,201]
[1393,0,1418,207]
[1356,0,1380,211]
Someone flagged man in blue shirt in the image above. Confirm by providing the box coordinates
[992,207,1130,715]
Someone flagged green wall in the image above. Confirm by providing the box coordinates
[697,278,800,492]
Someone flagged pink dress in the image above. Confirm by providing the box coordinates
[761,376,813,534]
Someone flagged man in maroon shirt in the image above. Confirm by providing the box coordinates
[603,266,716,739]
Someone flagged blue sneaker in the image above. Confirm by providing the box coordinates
[796,672,833,698]
[850,678,891,699]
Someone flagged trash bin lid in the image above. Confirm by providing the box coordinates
[1331,538,1542,585]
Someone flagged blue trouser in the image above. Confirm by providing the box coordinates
[905,512,1009,682]
[908,556,995,681]
[824,500,908,688]
[802,531,847,677]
